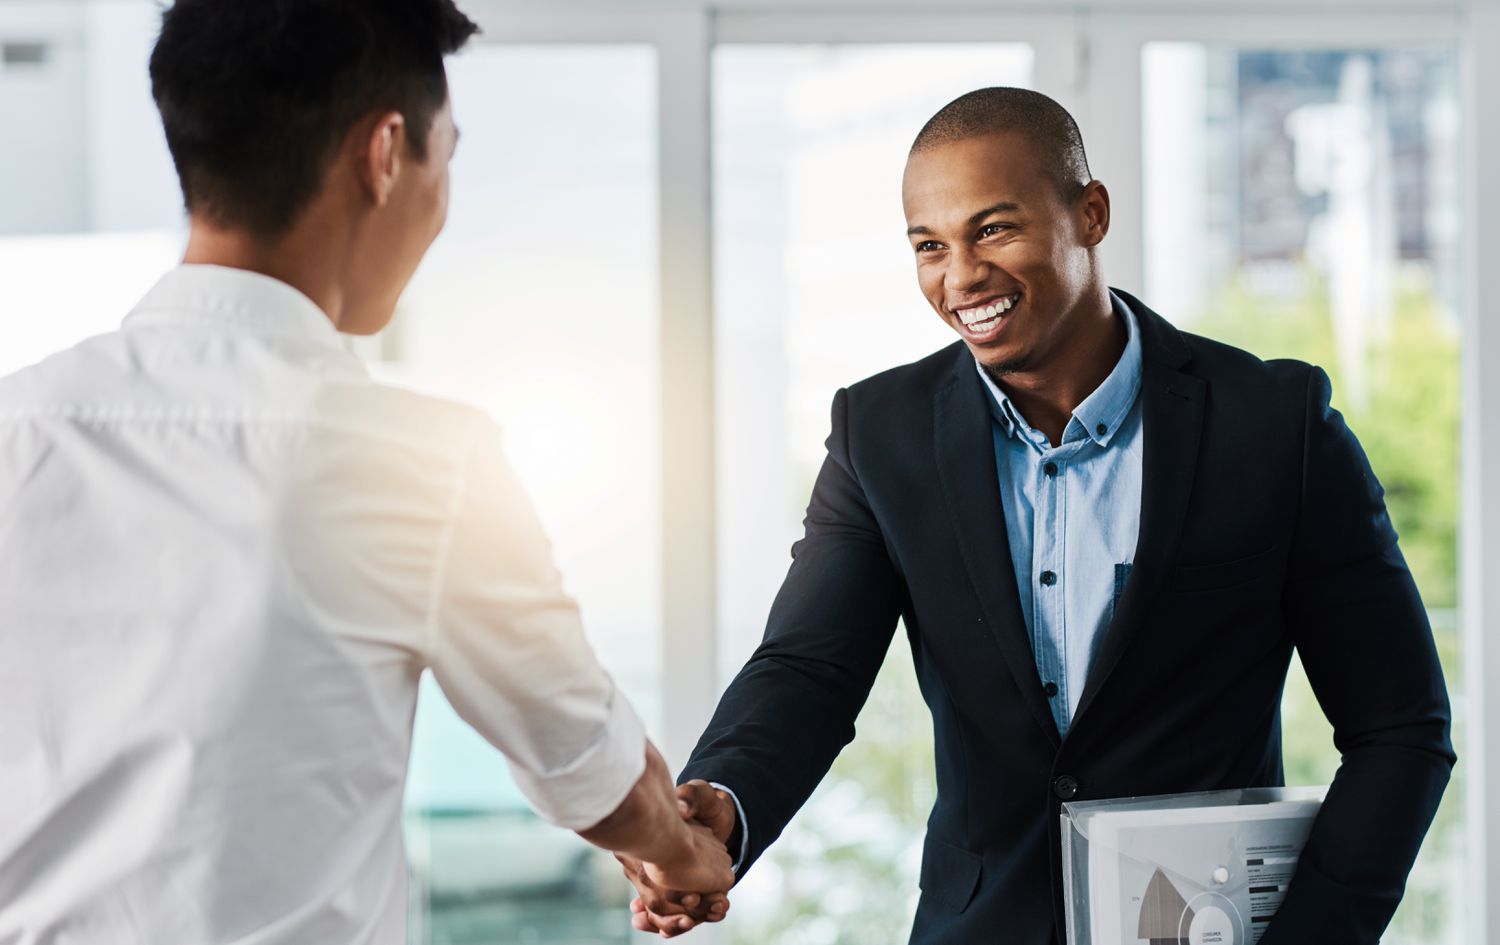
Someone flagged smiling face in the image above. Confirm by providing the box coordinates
[902,131,1110,376]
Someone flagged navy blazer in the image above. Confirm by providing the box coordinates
[681,290,1454,944]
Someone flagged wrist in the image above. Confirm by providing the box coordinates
[640,817,694,871]
[725,809,744,863]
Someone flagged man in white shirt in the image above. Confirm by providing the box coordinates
[0,1,731,942]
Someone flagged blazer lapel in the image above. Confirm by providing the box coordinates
[1073,292,1206,727]
[933,351,1061,746]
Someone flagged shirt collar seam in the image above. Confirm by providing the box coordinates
[125,266,346,353]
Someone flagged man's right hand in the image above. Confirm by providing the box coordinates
[619,781,739,937]
[676,781,738,851]
[646,814,734,899]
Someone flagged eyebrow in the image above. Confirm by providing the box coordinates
[906,201,1023,237]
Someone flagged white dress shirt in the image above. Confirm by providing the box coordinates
[0,265,646,944]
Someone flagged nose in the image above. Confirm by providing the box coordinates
[944,244,990,298]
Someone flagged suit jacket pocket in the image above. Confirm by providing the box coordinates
[919,835,982,913]
[1168,546,1278,593]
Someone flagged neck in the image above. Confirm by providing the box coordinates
[181,217,347,328]
[989,284,1123,446]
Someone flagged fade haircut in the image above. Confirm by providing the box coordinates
[149,0,480,237]
[911,87,1092,201]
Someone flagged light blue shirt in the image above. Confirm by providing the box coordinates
[975,292,1144,736]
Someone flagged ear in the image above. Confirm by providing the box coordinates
[359,111,408,208]
[1078,179,1111,247]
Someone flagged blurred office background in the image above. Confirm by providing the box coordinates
[0,2,1494,944]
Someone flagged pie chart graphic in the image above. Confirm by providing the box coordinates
[1136,869,1244,945]
[1137,868,1193,945]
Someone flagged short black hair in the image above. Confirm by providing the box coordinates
[911,87,1092,200]
[149,0,479,237]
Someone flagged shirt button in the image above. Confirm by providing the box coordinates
[1053,775,1080,800]
[1040,570,1058,587]
[1095,423,1108,436]
[1043,461,1058,477]
[1043,681,1059,698]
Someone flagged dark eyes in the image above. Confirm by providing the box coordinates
[915,223,1014,254]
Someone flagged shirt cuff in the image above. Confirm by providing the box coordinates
[708,781,750,873]
[509,690,648,832]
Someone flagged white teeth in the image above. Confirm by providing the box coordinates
[960,304,995,325]
[957,294,1019,326]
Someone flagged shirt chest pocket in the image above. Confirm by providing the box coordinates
[1167,546,1279,594]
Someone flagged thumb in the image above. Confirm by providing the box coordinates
[676,780,708,818]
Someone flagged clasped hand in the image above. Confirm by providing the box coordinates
[617,780,738,937]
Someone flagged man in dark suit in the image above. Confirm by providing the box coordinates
[620,87,1454,944]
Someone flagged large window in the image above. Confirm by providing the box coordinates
[713,43,1034,944]
[396,43,660,945]
[1143,44,1463,944]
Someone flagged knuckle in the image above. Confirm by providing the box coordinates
[643,895,670,913]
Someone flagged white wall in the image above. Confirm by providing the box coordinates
[0,4,86,234]
[0,0,179,236]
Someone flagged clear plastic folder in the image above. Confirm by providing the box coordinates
[1060,786,1326,945]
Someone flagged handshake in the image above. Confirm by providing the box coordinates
[614,780,740,938]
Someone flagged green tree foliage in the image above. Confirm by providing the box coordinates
[1191,270,1462,944]
[1190,269,1459,610]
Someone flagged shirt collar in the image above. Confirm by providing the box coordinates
[975,290,1144,449]
[123,264,347,353]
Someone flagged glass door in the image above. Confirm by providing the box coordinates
[711,29,1067,945]
[395,42,661,945]
[1138,39,1463,944]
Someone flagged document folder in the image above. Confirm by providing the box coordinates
[1060,786,1326,945]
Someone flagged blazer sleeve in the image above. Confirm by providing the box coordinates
[678,387,905,877]
[1262,365,1455,944]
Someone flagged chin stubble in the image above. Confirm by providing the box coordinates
[981,355,1032,383]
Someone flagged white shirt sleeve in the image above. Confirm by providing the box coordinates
[425,419,646,831]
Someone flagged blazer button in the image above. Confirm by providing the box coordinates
[1053,775,1080,800]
